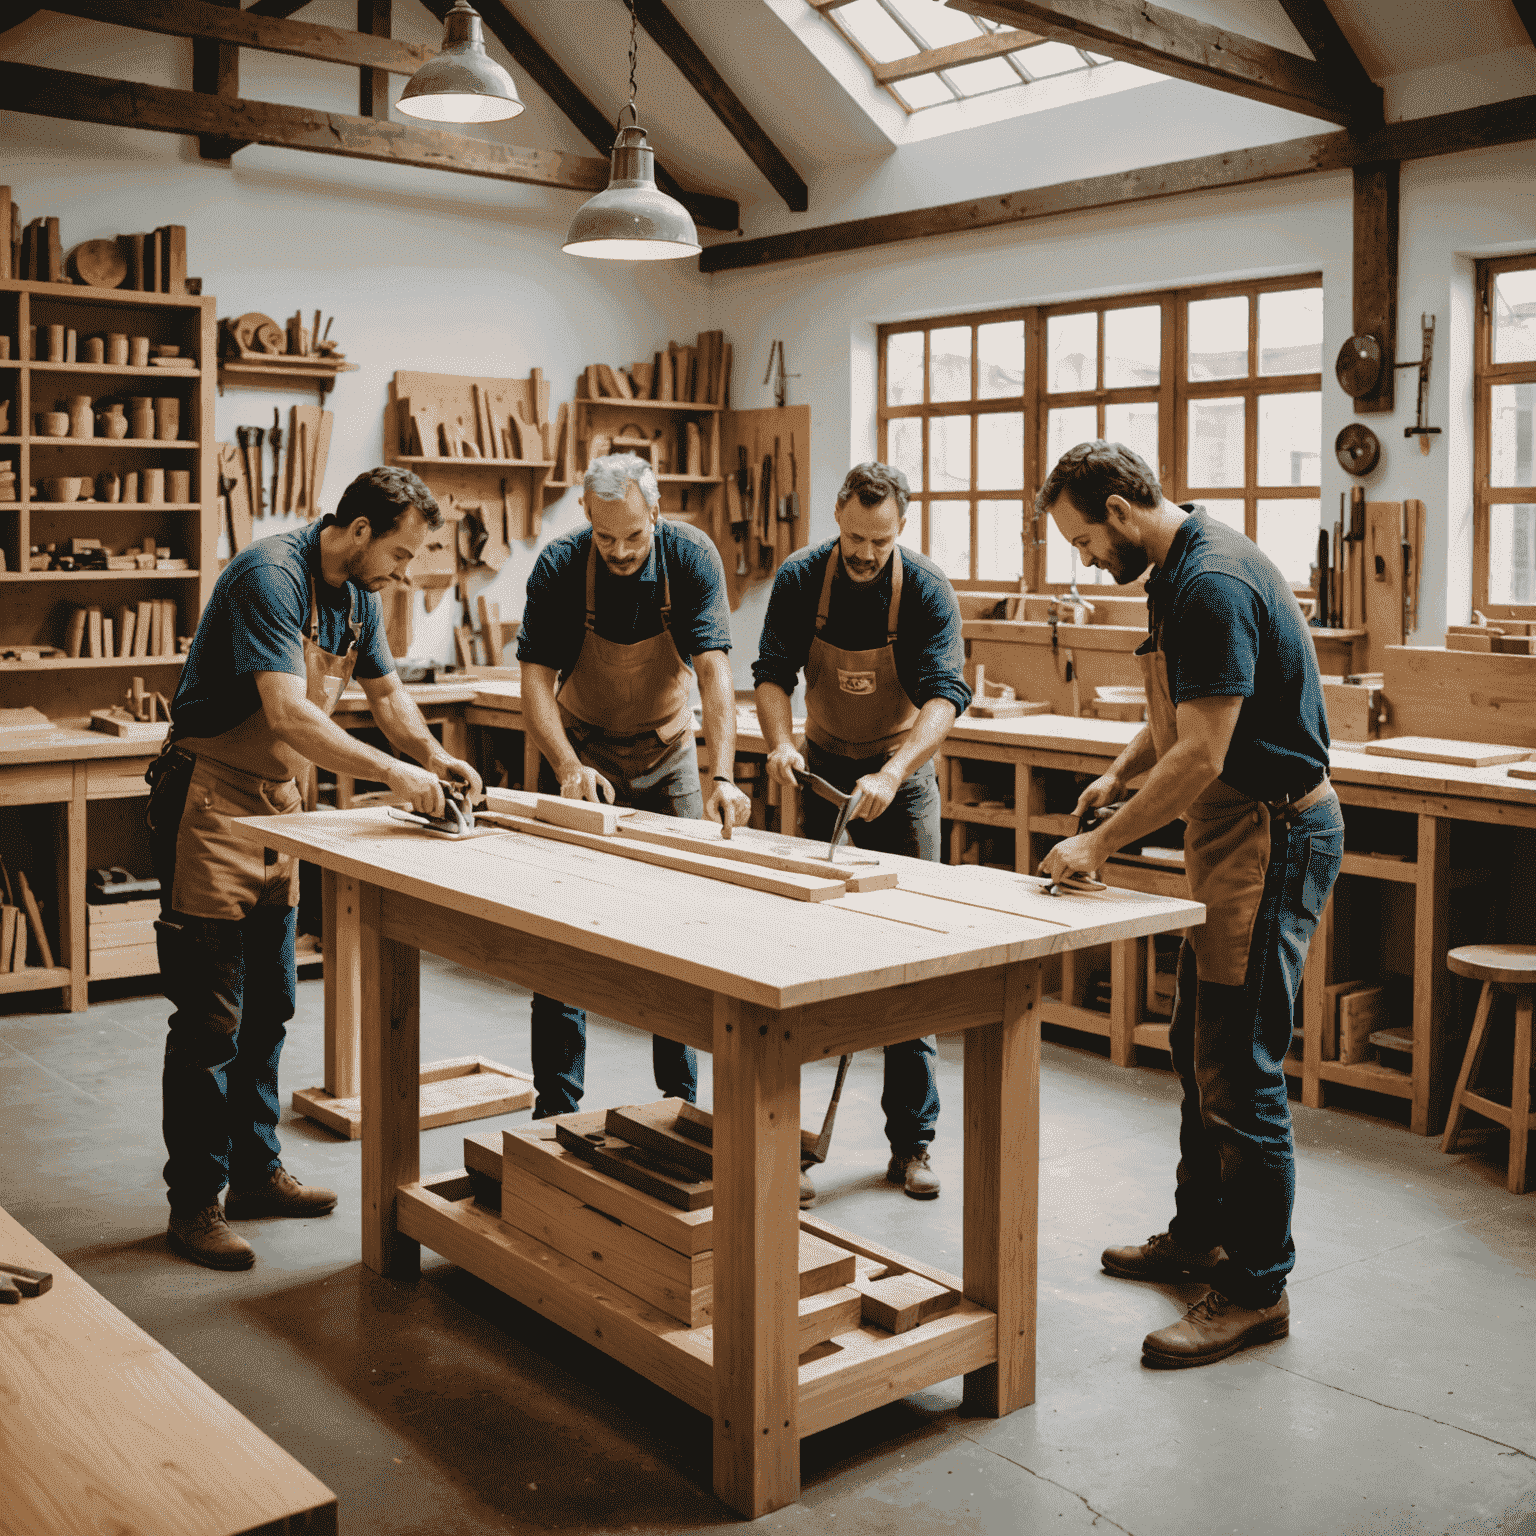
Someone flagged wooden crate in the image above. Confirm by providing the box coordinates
[292,1056,532,1140]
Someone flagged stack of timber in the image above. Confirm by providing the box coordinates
[581,331,730,410]
[86,894,156,978]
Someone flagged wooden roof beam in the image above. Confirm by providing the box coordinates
[192,0,245,161]
[1275,0,1379,106]
[947,0,1381,128]
[631,0,809,212]
[873,27,1044,84]
[428,1,737,232]
[1513,0,1536,48]
[246,0,317,17]
[700,91,1536,273]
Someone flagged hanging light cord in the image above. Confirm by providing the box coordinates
[620,0,640,128]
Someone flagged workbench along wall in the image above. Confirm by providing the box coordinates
[0,1,712,668]
[709,72,1536,692]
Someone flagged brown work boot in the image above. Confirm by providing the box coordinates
[167,1204,256,1271]
[1142,1289,1290,1369]
[886,1150,940,1199]
[1101,1231,1223,1283]
[799,1168,817,1209]
[224,1165,337,1220]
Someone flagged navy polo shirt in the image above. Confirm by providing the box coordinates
[172,522,392,741]
[752,538,971,717]
[1144,506,1329,802]
[516,519,731,678]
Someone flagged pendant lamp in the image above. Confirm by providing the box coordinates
[563,0,700,261]
[398,1,523,124]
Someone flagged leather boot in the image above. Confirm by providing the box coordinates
[1101,1231,1223,1282]
[1142,1289,1290,1369]
[225,1165,337,1219]
[886,1150,940,1199]
[799,1168,816,1209]
[167,1204,256,1271]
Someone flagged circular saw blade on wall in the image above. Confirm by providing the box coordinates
[1334,422,1381,476]
[1335,334,1382,399]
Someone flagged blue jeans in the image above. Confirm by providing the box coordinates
[530,724,701,1118]
[1167,791,1344,1308]
[800,740,941,1154]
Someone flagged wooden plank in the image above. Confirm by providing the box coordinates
[1413,815,1452,1137]
[190,0,244,160]
[701,94,1536,273]
[857,1271,960,1334]
[711,993,801,1518]
[953,0,1369,125]
[1362,500,1404,666]
[1381,647,1536,749]
[1363,737,1531,769]
[962,959,1039,1416]
[420,0,737,232]
[16,872,53,970]
[1352,161,1398,414]
[554,1114,713,1210]
[631,0,807,211]
[485,786,624,832]
[323,869,361,1098]
[360,881,420,1279]
[873,28,1044,83]
[0,1204,339,1536]
[606,1099,715,1177]
[358,0,392,119]
[1275,0,1380,104]
[0,62,611,195]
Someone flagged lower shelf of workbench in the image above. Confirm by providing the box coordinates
[292,1056,533,1139]
[399,1169,998,1439]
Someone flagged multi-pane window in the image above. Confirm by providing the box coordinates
[1476,255,1536,608]
[877,277,1324,591]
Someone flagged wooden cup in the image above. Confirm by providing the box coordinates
[97,470,121,504]
[129,398,154,440]
[64,328,77,363]
[154,398,180,442]
[46,325,65,362]
[167,469,190,503]
[128,336,150,367]
[123,471,140,502]
[67,395,95,438]
[106,333,129,365]
[143,468,165,505]
[35,412,70,437]
[84,336,105,364]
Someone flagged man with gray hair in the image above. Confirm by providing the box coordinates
[515,452,749,1116]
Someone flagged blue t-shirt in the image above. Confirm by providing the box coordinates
[171,522,393,741]
[752,538,971,717]
[515,520,731,677]
[1143,506,1329,802]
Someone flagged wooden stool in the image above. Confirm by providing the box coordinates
[1441,945,1536,1193]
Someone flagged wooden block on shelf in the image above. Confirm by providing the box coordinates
[476,595,505,666]
[856,1271,960,1335]
[1338,984,1387,1065]
[88,941,159,979]
[605,1099,713,1178]
[87,896,161,926]
[1495,635,1536,655]
[88,918,157,950]
[1446,632,1494,653]
[65,607,86,660]
[1321,979,1367,1062]
[1508,762,1536,780]
[553,1115,713,1211]
[12,905,25,971]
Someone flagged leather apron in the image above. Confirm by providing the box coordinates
[164,576,361,920]
[804,546,919,759]
[1137,626,1270,987]
[555,538,695,772]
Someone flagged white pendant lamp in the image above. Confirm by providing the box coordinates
[563,0,700,262]
[398,1,523,124]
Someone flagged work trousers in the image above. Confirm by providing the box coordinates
[529,723,702,1118]
[147,752,296,1212]
[800,739,941,1154]
[1167,791,1344,1308]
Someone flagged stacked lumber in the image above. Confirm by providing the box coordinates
[87,896,158,979]
[1445,618,1536,655]
[64,600,178,659]
[582,330,730,408]
[0,869,52,974]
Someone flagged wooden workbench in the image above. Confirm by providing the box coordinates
[232,806,1200,1519]
[0,1203,337,1535]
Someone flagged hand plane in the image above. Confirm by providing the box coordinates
[388,780,478,838]
[1043,798,1128,896]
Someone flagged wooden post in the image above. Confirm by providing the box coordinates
[1352,161,1398,414]
[360,882,420,1278]
[322,869,361,1099]
[357,0,391,119]
[711,992,800,1519]
[962,958,1041,1416]
[191,0,245,161]
[1412,815,1451,1136]
[1108,938,1142,1067]
[59,762,88,1011]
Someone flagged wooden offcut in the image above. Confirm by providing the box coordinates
[554,1115,713,1211]
[293,1055,532,1140]
[606,1099,714,1177]
[1364,737,1531,769]
[856,1271,960,1335]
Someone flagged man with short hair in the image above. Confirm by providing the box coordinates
[754,461,970,1205]
[517,452,750,1118]
[150,466,482,1270]
[1038,440,1343,1369]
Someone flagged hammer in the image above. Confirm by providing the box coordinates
[268,408,283,515]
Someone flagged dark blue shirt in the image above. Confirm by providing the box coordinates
[1143,506,1329,802]
[516,520,731,678]
[172,522,393,741]
[752,538,971,717]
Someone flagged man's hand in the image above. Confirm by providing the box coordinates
[387,761,447,819]
[853,767,902,822]
[429,754,484,802]
[1039,830,1107,885]
[765,742,805,791]
[561,765,615,804]
[704,778,752,830]
[1072,773,1122,820]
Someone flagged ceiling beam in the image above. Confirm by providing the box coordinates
[1513,0,1536,48]
[358,0,391,119]
[33,0,432,75]
[245,0,313,17]
[1352,161,1398,414]
[872,27,1044,85]
[1274,0,1378,105]
[0,61,613,191]
[423,1,737,233]
[191,0,245,161]
[947,0,1380,127]
[700,92,1536,274]
[631,0,809,212]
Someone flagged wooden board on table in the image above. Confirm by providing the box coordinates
[484,785,625,835]
[856,1271,960,1335]
[1382,647,1536,750]
[605,1098,714,1177]
[553,1113,714,1210]
[292,1057,532,1139]
[1509,762,1536,780]
[1363,736,1531,768]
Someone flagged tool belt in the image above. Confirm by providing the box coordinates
[1261,773,1332,823]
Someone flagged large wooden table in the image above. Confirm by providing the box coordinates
[233,806,1200,1518]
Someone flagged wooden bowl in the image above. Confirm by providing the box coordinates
[35,412,70,437]
[43,477,83,502]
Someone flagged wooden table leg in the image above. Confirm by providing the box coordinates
[322,870,361,1099]
[359,882,420,1279]
[963,957,1041,1416]
[1413,816,1451,1137]
[58,763,87,1012]
[1108,938,1140,1067]
[711,993,800,1519]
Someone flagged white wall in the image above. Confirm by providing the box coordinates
[0,4,711,665]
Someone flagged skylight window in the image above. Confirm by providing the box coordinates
[812,0,1106,112]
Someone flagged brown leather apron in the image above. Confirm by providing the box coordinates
[555,538,694,771]
[167,576,361,920]
[804,546,919,759]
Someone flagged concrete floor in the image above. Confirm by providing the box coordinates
[2,957,1533,1536]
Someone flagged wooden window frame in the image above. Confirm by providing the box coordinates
[1474,253,1536,611]
[876,273,1324,592]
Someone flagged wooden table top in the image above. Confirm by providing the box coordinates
[0,1205,336,1536]
[234,808,1202,1011]
[0,724,167,767]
